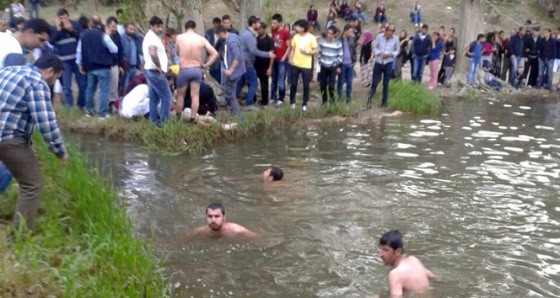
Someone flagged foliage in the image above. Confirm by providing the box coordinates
[381,81,441,114]
[0,133,169,297]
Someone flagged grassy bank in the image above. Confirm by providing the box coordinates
[56,82,439,154]
[0,134,168,297]
[384,81,441,114]
[56,102,357,154]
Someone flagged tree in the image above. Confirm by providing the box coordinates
[222,0,264,28]
[159,0,204,35]
[450,0,484,84]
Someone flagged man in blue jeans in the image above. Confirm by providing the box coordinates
[411,24,431,84]
[51,9,86,109]
[77,15,118,119]
[28,0,39,19]
[537,28,556,90]
[120,22,143,92]
[270,14,291,107]
[466,34,484,86]
[367,24,399,109]
[338,24,357,103]
[236,16,276,111]
[142,16,172,126]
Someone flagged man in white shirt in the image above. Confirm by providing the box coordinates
[142,16,171,127]
[0,18,51,68]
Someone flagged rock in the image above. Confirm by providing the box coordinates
[203,75,226,106]
[382,110,403,118]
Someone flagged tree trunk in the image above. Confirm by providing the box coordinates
[181,0,204,35]
[239,0,264,28]
[450,0,484,84]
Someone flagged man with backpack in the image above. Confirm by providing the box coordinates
[465,34,485,86]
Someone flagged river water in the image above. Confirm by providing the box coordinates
[68,98,560,297]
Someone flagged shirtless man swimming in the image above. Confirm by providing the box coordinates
[378,230,438,297]
[263,166,283,182]
[175,20,219,123]
[183,203,257,240]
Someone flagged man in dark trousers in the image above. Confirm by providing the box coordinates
[205,17,222,82]
[50,8,85,108]
[523,27,542,87]
[536,28,556,91]
[217,25,245,116]
[508,27,525,85]
[254,21,275,106]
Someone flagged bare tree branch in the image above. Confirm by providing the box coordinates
[484,0,523,27]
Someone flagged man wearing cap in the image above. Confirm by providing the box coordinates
[0,54,69,232]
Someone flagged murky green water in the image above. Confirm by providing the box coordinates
[68,98,560,297]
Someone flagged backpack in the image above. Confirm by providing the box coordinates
[465,41,476,58]
[482,42,493,55]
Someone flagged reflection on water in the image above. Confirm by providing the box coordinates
[67,98,560,297]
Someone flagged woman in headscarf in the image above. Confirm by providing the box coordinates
[359,30,373,87]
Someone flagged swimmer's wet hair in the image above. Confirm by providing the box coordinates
[269,166,283,181]
[206,203,225,215]
[379,230,404,251]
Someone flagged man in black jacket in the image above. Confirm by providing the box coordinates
[205,17,222,82]
[254,22,275,106]
[508,27,525,84]
[537,28,556,90]
[523,27,541,87]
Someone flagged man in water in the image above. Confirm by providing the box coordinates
[263,166,283,182]
[378,230,437,297]
[174,20,219,124]
[185,203,257,240]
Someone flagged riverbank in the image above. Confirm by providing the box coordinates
[56,82,439,154]
[0,134,168,297]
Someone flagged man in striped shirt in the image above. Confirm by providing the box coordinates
[0,54,68,233]
[318,26,343,105]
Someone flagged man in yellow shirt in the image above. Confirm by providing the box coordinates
[288,19,318,112]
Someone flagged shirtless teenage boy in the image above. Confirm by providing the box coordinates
[182,203,257,241]
[378,230,438,297]
[175,20,219,123]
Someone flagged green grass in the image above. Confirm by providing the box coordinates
[458,88,482,102]
[55,102,357,155]
[0,133,169,297]
[382,81,441,114]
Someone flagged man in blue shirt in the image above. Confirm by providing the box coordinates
[411,24,432,84]
[120,22,143,92]
[0,54,68,232]
[466,34,485,86]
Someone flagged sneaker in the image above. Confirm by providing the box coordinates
[290,103,296,110]
[275,101,284,108]
[268,100,277,106]
[98,115,111,120]
[244,105,259,112]
[85,111,93,118]
[302,105,308,112]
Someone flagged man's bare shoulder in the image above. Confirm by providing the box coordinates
[223,222,250,233]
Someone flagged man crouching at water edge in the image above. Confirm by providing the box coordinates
[378,230,438,297]
[182,203,257,241]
